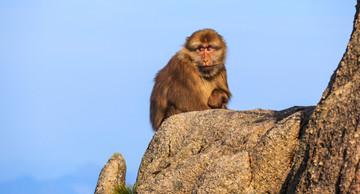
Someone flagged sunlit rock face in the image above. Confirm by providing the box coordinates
[95,153,126,194]
[136,107,314,193]
[288,1,360,193]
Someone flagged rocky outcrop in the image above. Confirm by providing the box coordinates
[136,107,314,193]
[96,1,360,193]
[94,153,126,194]
[286,1,360,193]
[135,1,360,193]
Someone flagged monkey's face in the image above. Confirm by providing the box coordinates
[184,29,227,79]
[193,43,225,78]
[196,43,214,66]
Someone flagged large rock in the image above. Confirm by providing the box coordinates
[136,107,314,193]
[286,1,360,193]
[94,153,126,194]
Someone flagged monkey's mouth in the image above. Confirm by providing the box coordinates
[198,65,215,71]
[198,65,216,76]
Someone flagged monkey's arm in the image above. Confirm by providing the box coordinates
[167,82,210,112]
[207,88,230,109]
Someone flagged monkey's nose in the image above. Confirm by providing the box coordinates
[203,59,209,65]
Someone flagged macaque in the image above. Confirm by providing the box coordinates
[150,29,231,130]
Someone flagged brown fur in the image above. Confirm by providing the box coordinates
[150,29,231,130]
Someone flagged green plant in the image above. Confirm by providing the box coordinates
[114,183,137,194]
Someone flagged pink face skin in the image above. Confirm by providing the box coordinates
[196,43,215,66]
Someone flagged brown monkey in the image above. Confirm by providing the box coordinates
[150,29,231,130]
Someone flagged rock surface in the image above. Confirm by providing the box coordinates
[136,107,314,193]
[94,153,126,194]
[286,1,360,193]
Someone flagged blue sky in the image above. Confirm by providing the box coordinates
[0,0,355,193]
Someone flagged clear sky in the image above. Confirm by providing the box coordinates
[0,0,355,193]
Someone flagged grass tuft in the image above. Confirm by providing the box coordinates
[114,184,137,194]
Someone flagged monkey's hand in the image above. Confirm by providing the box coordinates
[208,89,229,109]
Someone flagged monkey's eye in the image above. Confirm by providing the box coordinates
[198,47,205,51]
[207,46,213,51]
